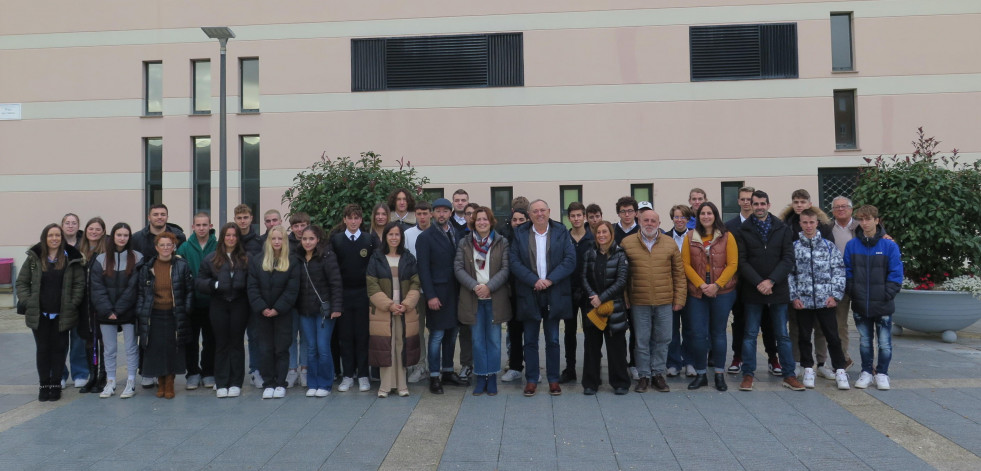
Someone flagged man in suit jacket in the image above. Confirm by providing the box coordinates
[416,198,467,394]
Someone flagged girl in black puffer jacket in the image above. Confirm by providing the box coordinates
[580,221,630,395]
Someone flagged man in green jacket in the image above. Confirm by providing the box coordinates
[176,212,217,390]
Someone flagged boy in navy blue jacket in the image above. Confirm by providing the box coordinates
[843,205,903,391]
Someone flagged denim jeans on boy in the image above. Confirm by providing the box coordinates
[666,305,692,370]
[428,327,459,377]
[299,314,335,390]
[64,327,88,381]
[687,291,737,374]
[741,302,796,378]
[631,304,672,378]
[523,315,561,384]
[472,300,502,376]
[853,314,892,375]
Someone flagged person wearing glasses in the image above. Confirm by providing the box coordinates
[666,204,695,379]
[613,196,639,245]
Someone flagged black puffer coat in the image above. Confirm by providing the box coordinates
[196,253,248,301]
[581,243,630,332]
[247,257,300,316]
[737,214,795,304]
[135,256,193,345]
[89,250,143,325]
[295,252,344,317]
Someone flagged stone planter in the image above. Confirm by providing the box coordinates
[892,289,981,342]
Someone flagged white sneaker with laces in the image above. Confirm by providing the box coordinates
[407,366,428,383]
[299,369,308,388]
[819,365,836,380]
[120,379,136,398]
[99,379,116,398]
[228,386,241,397]
[216,388,228,398]
[685,365,697,377]
[855,371,874,389]
[875,373,890,390]
[74,377,88,388]
[262,387,274,399]
[274,387,286,398]
[251,371,264,389]
[141,376,156,388]
[666,367,679,377]
[315,388,330,397]
[338,377,354,392]
[459,365,472,379]
[835,369,850,390]
[286,369,298,388]
[629,367,640,381]
[500,369,523,382]
[358,377,371,392]
[306,388,317,397]
[802,368,816,388]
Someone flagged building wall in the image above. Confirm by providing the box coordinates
[2,0,980,269]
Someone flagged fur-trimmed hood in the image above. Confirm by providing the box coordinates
[778,204,832,225]
[27,241,83,263]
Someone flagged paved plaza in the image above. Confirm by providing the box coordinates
[1,301,980,470]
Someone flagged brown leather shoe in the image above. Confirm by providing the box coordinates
[164,375,175,399]
[652,374,670,392]
[634,377,649,393]
[782,376,806,391]
[548,382,561,396]
[156,377,166,398]
[523,382,537,397]
[739,375,754,391]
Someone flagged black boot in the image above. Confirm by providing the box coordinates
[38,379,50,402]
[429,376,444,395]
[714,373,728,392]
[49,382,62,401]
[80,363,98,393]
[687,373,708,390]
[441,372,468,386]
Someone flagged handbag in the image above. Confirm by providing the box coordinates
[303,260,331,320]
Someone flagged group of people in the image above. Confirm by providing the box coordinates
[15,184,902,402]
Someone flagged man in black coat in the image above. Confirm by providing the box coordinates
[735,190,804,392]
[416,198,467,394]
[130,204,186,260]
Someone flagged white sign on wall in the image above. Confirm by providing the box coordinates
[0,104,22,120]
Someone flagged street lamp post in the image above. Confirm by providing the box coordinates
[201,26,235,225]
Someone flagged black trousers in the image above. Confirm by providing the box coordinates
[582,321,630,390]
[731,298,777,359]
[185,305,216,377]
[210,296,250,389]
[33,315,69,383]
[506,317,524,371]
[338,290,370,379]
[796,307,846,370]
[255,310,293,388]
[563,312,578,370]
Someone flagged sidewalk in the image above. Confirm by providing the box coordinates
[0,299,980,470]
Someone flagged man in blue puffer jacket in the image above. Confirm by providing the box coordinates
[844,205,904,391]
[789,209,849,390]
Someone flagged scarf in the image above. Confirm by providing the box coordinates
[751,214,772,244]
[472,230,494,270]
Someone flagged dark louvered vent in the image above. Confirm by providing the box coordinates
[690,23,797,81]
[351,33,523,91]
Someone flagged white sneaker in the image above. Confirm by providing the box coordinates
[407,366,428,383]
[141,376,156,388]
[358,377,371,392]
[216,388,228,398]
[202,376,216,388]
[315,388,330,397]
[74,377,88,388]
[186,374,201,390]
[855,371,874,389]
[802,368,816,388]
[666,367,679,377]
[120,379,136,398]
[306,388,317,397]
[875,373,890,390]
[262,388,274,399]
[500,369,523,382]
[685,365,696,377]
[338,377,354,392]
[228,386,241,397]
[818,365,835,380]
[459,365,472,380]
[273,387,286,398]
[60,379,66,389]
[286,369,298,388]
[99,379,117,398]
[835,369,851,390]
[299,369,308,388]
[251,372,264,389]
[629,367,640,381]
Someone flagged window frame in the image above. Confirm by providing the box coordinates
[192,136,211,215]
[689,23,798,81]
[830,12,855,72]
[490,186,513,223]
[144,137,163,217]
[143,61,163,116]
[421,188,445,202]
[720,181,744,223]
[630,183,654,206]
[833,89,858,150]
[559,185,583,228]
[240,135,261,217]
[239,57,260,113]
[191,59,211,114]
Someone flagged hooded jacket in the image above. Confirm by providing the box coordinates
[16,243,85,332]
[789,231,845,310]
[844,225,904,318]
[130,223,186,260]
[89,250,144,324]
[779,205,836,243]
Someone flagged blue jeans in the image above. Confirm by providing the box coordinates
[63,327,88,381]
[741,302,795,378]
[428,327,459,377]
[288,310,307,370]
[666,305,692,370]
[687,291,736,374]
[299,314,335,390]
[523,317,561,383]
[471,300,502,376]
[853,314,892,375]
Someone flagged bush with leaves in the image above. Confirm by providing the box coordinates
[282,151,430,231]
[853,128,981,284]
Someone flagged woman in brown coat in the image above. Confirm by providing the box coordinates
[366,222,421,398]
[454,206,511,396]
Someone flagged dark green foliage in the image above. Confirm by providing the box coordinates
[853,128,981,282]
[282,151,430,230]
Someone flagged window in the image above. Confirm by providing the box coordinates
[192,59,211,114]
[240,135,260,217]
[559,185,583,228]
[490,187,513,223]
[240,58,259,112]
[830,13,854,71]
[834,90,857,149]
[690,23,798,81]
[144,61,162,115]
[631,184,653,206]
[144,138,163,215]
[352,33,523,91]
[720,181,744,222]
[818,167,859,213]
[420,188,444,202]
[192,137,211,215]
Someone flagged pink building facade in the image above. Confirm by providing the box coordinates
[2,0,980,268]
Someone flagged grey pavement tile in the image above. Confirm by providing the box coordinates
[618,461,682,471]
[556,458,620,471]
[197,462,264,471]
[0,393,35,413]
[437,461,500,471]
[320,458,388,471]
[496,459,558,471]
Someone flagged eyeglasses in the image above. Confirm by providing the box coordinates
[671,216,688,220]
[832,205,851,210]
[156,243,175,248]
[618,209,635,215]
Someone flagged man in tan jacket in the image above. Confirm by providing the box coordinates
[620,205,686,393]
